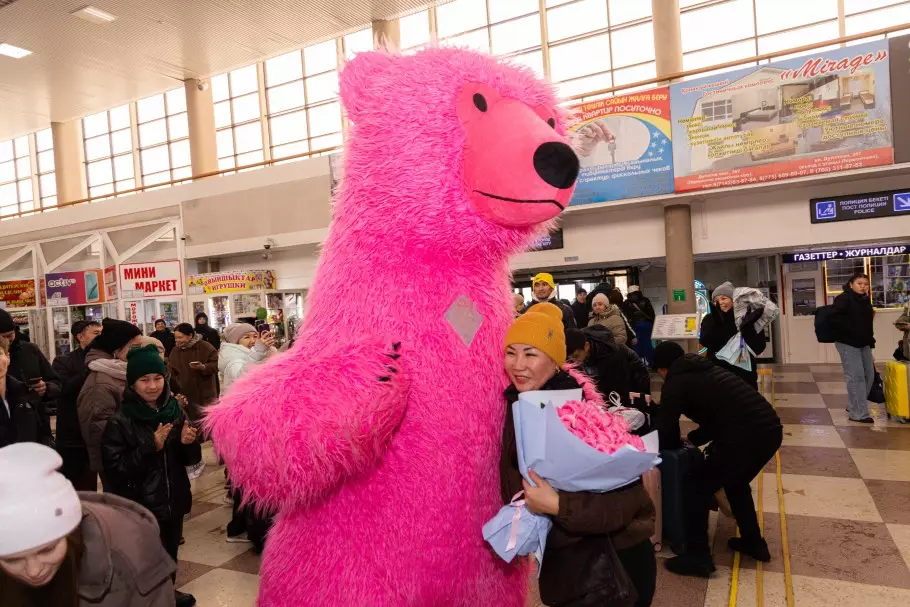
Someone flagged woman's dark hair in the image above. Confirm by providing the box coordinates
[0,527,83,607]
[175,323,195,336]
[844,272,870,291]
[608,289,624,306]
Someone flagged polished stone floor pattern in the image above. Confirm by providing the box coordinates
[174,364,910,606]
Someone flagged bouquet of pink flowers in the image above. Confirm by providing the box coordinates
[558,400,645,455]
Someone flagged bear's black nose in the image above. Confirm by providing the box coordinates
[533,142,579,190]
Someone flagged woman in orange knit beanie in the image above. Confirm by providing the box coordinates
[499,302,657,607]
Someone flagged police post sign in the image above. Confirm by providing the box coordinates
[783,244,909,264]
[118,261,183,298]
[810,188,910,224]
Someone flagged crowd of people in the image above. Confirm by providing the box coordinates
[0,307,280,606]
[0,266,901,606]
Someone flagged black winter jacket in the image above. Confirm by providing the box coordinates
[0,376,55,448]
[8,338,60,407]
[654,354,781,451]
[579,328,650,407]
[830,289,875,349]
[699,304,766,390]
[525,299,578,331]
[571,300,589,331]
[623,292,656,324]
[194,324,221,351]
[150,329,176,358]
[52,348,89,450]
[101,387,201,522]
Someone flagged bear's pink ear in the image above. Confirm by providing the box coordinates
[340,52,396,119]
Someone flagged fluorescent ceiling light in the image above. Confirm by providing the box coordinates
[71,5,117,24]
[0,43,31,59]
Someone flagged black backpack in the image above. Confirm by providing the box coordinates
[814,306,837,343]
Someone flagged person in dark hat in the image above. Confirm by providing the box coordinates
[0,309,60,414]
[194,313,221,350]
[651,341,782,578]
[149,319,176,359]
[76,319,142,489]
[53,320,102,491]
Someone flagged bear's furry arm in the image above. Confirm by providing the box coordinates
[204,338,409,510]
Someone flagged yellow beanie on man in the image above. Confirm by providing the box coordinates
[504,302,566,366]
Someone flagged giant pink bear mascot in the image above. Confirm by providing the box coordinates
[205,47,578,606]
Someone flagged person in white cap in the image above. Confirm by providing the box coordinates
[0,442,175,605]
[219,322,277,392]
[218,323,277,549]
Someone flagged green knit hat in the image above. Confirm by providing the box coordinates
[127,344,166,386]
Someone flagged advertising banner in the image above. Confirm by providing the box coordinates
[671,40,893,192]
[119,261,183,298]
[45,270,105,306]
[890,34,910,164]
[0,280,37,308]
[104,265,118,301]
[187,270,276,295]
[568,87,673,205]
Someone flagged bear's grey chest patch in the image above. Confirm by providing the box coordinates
[445,294,484,347]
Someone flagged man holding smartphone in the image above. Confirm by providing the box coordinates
[0,310,59,415]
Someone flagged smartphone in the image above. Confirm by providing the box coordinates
[27,377,42,391]
[84,271,100,303]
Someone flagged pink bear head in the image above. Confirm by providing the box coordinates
[337,47,578,257]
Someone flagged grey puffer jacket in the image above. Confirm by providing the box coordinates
[76,492,175,606]
[77,349,128,473]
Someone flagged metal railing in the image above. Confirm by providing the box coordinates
[8,22,909,220]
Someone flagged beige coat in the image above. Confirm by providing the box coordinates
[588,304,628,345]
[76,492,175,606]
[77,349,128,473]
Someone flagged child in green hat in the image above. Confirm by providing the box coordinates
[100,345,202,607]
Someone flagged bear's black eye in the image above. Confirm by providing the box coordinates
[547,118,556,129]
[473,93,488,112]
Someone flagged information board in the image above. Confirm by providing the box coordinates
[782,244,909,263]
[651,313,701,340]
[810,189,910,223]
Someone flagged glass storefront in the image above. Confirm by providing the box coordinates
[824,254,909,308]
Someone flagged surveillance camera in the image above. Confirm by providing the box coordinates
[196,79,209,92]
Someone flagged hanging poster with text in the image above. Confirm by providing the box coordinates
[45,270,105,306]
[671,40,893,192]
[890,34,910,164]
[0,280,37,308]
[187,270,277,295]
[568,87,673,205]
[119,261,183,298]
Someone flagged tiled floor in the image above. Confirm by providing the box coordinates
[174,364,910,606]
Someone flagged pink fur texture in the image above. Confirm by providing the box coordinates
[205,47,575,606]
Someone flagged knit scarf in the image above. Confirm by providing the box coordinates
[176,334,201,351]
[122,389,181,426]
[87,358,127,381]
